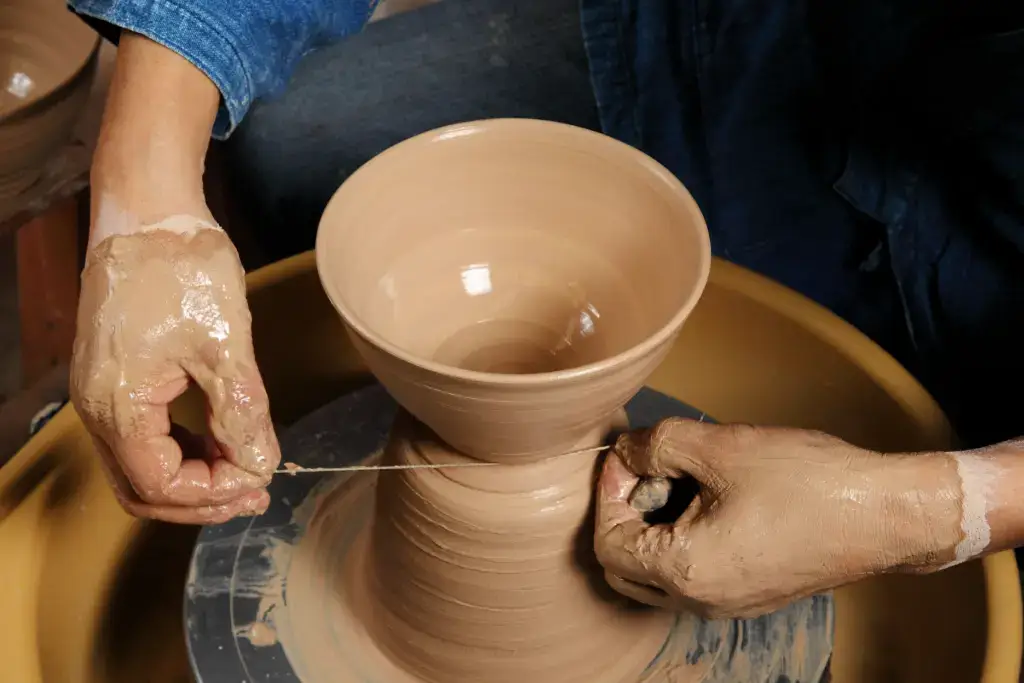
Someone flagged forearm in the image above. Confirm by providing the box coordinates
[69,0,376,138]
[90,32,219,244]
[883,440,1024,575]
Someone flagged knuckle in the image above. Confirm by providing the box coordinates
[658,563,697,600]
[614,429,652,470]
[634,524,680,558]
[129,477,176,507]
[721,423,766,449]
[666,566,749,619]
[157,481,179,502]
[74,395,111,430]
[655,552,716,600]
[649,418,684,455]
[135,488,166,506]
[654,416,691,435]
[649,418,708,470]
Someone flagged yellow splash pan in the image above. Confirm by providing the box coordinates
[0,253,1019,683]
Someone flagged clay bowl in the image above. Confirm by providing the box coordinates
[317,119,711,462]
[0,0,100,201]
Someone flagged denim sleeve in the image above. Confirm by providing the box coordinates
[68,0,379,138]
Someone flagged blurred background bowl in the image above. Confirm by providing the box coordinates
[0,0,100,202]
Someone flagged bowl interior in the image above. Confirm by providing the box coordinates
[0,0,98,117]
[318,120,709,376]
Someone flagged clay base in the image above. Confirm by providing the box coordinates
[277,457,704,682]
[275,458,833,683]
[359,412,674,683]
[186,384,834,683]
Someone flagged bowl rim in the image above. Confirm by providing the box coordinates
[0,18,102,125]
[316,118,713,386]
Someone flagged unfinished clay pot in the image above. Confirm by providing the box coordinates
[316,119,711,462]
[0,0,100,201]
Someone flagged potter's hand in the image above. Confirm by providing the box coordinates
[594,419,965,619]
[70,32,280,524]
[71,220,280,524]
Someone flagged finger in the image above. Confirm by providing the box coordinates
[604,570,681,610]
[188,357,281,477]
[614,418,722,483]
[89,433,151,511]
[121,488,271,525]
[86,371,272,507]
[594,454,688,588]
[115,432,269,506]
[90,434,269,520]
[106,406,268,506]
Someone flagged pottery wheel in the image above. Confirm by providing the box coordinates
[185,384,835,683]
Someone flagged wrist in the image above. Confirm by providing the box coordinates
[878,451,967,574]
[89,32,219,247]
[89,155,217,248]
[942,441,1024,563]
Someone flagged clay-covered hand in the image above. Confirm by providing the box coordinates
[594,418,962,619]
[71,219,281,524]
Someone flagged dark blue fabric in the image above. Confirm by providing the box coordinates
[581,0,1024,446]
[220,0,600,261]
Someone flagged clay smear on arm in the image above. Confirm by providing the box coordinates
[89,205,222,248]
[948,453,999,567]
[935,439,1024,569]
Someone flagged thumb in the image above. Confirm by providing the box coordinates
[594,453,678,586]
[187,352,281,477]
[614,417,721,484]
[594,454,702,608]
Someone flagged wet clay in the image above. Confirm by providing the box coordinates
[939,440,1024,568]
[947,451,1000,566]
[316,119,711,462]
[596,420,968,617]
[279,412,676,683]
[0,0,100,199]
[71,225,279,521]
[367,413,672,682]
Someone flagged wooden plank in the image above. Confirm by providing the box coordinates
[16,196,82,388]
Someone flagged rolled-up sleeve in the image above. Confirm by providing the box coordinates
[69,0,378,138]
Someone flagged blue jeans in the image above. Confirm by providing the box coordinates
[221,0,600,262]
